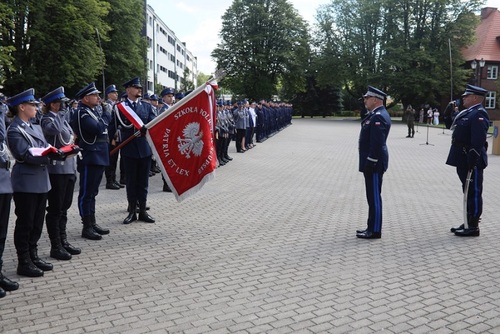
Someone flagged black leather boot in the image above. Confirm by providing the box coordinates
[0,272,19,291]
[17,253,44,277]
[50,238,72,261]
[81,216,102,240]
[123,201,137,224]
[29,248,53,271]
[60,232,81,255]
[138,201,155,223]
[91,215,109,235]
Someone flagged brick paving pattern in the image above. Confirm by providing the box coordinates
[1,118,499,333]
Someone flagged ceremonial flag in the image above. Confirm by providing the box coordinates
[145,83,217,202]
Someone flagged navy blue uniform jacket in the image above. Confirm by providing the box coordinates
[358,106,391,173]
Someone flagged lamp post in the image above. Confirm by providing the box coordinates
[470,58,486,86]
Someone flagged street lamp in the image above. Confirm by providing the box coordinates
[470,58,485,86]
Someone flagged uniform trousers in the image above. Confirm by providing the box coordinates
[46,173,76,239]
[235,129,246,152]
[13,192,47,256]
[0,193,12,268]
[77,164,105,217]
[457,167,483,221]
[364,171,384,233]
[122,155,151,204]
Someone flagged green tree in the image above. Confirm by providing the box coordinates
[314,0,482,109]
[2,0,110,96]
[212,0,310,101]
[180,67,194,92]
[101,0,147,94]
[0,2,15,86]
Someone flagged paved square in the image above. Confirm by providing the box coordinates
[1,118,499,333]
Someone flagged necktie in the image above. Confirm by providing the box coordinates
[132,102,137,110]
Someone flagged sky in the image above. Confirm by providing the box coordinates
[148,0,500,75]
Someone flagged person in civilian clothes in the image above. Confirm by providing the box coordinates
[110,77,156,225]
[447,84,489,237]
[72,83,111,240]
[6,89,53,277]
[0,93,19,296]
[356,86,391,239]
[103,84,123,190]
[40,87,81,260]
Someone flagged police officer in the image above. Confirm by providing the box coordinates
[110,77,155,224]
[103,84,123,190]
[41,87,80,259]
[356,86,391,239]
[0,92,19,295]
[447,84,489,237]
[72,83,111,240]
[6,89,54,277]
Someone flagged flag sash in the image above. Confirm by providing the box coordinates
[116,102,144,129]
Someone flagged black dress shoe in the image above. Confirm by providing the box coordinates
[82,226,102,240]
[106,182,120,190]
[356,231,381,239]
[114,181,124,188]
[450,224,464,233]
[50,246,72,260]
[356,228,367,234]
[32,258,53,271]
[123,212,137,224]
[92,223,110,235]
[138,212,155,223]
[0,274,19,291]
[163,184,172,192]
[225,156,233,161]
[62,241,81,255]
[0,287,5,298]
[454,228,480,237]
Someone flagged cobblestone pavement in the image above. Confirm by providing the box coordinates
[1,118,500,334]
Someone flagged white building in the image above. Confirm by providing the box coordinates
[144,3,198,95]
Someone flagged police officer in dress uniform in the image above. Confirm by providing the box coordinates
[356,86,391,239]
[110,77,155,225]
[0,93,19,296]
[41,87,81,260]
[103,84,123,190]
[6,89,54,277]
[447,84,489,237]
[72,83,111,240]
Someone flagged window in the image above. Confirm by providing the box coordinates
[485,91,496,109]
[149,60,153,70]
[487,65,498,80]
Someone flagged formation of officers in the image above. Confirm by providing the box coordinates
[0,79,293,298]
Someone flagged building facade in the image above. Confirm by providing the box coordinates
[144,3,198,96]
[462,7,500,119]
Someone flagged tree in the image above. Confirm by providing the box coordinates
[314,0,482,109]
[180,67,195,92]
[212,0,310,101]
[2,0,110,96]
[101,0,147,93]
[0,2,15,86]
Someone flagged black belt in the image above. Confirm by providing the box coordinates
[0,160,11,169]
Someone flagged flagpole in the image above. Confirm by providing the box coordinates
[110,130,141,156]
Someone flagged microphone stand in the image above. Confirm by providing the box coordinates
[420,123,434,146]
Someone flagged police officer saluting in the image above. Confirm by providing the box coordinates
[356,86,391,239]
[72,83,111,240]
[447,84,490,237]
[110,77,156,225]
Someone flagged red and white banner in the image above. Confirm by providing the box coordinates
[116,102,144,129]
[145,83,217,202]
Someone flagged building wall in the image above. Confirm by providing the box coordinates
[145,3,198,96]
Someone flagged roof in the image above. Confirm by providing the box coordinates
[462,7,500,62]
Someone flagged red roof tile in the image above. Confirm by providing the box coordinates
[462,7,500,62]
